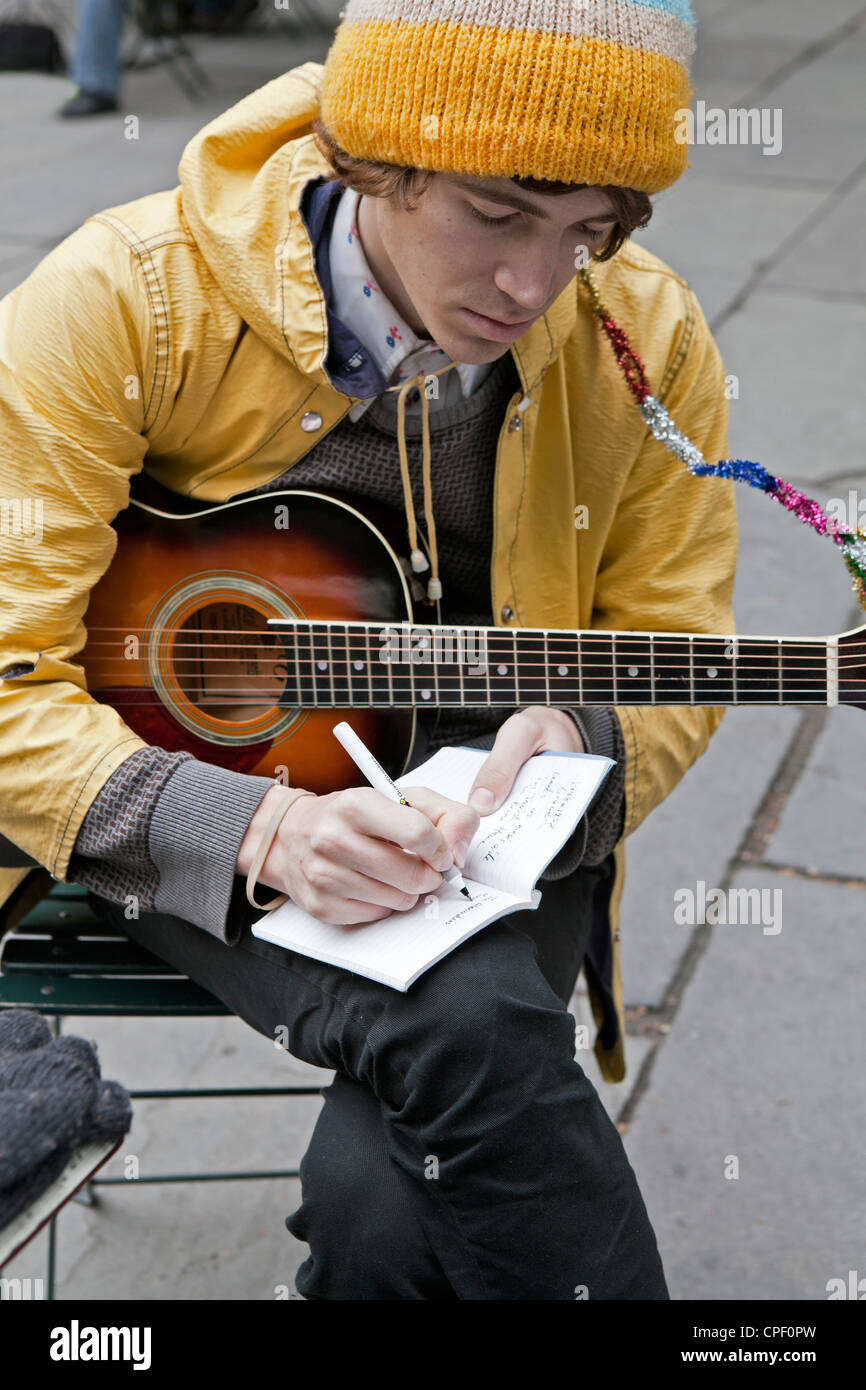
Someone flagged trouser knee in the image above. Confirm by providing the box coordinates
[286,1074,456,1300]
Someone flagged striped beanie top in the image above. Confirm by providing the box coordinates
[320,0,697,193]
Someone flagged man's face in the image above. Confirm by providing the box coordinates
[356,172,621,364]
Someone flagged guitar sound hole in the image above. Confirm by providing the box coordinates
[175,602,286,724]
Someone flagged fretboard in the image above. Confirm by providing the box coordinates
[264,621,846,707]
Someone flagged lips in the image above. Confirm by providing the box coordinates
[476,311,532,327]
[462,307,536,342]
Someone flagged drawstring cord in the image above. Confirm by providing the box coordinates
[389,358,462,603]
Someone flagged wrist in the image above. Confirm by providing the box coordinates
[236,784,295,877]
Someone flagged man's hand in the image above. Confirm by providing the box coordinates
[467,708,584,814]
[237,783,480,926]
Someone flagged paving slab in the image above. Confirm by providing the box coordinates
[708,0,866,43]
[714,291,866,495]
[765,172,866,299]
[765,705,866,878]
[623,871,866,1301]
[633,178,824,286]
[618,706,799,1009]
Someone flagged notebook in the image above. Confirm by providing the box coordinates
[250,745,613,990]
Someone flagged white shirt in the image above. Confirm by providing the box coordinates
[328,186,494,423]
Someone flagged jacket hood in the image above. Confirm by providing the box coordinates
[177,62,336,380]
[177,61,579,390]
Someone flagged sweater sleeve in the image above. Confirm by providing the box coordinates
[68,748,276,946]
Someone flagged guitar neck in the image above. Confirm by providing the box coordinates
[269,621,853,708]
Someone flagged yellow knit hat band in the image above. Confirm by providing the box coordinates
[320,0,697,194]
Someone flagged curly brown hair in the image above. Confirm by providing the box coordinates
[311,117,652,262]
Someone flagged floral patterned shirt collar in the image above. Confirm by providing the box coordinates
[329,185,493,422]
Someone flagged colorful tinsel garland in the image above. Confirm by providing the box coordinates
[580,268,866,614]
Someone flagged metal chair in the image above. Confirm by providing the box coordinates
[125,0,212,100]
[0,871,325,1299]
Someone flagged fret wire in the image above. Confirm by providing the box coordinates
[430,624,440,709]
[612,632,618,704]
[485,629,492,708]
[650,634,656,706]
[292,624,301,708]
[366,623,373,706]
[578,629,583,705]
[778,637,783,704]
[731,636,737,706]
[688,635,694,704]
[512,629,519,706]
[543,630,550,708]
[408,620,417,710]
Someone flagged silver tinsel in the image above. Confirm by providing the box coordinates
[639,396,707,472]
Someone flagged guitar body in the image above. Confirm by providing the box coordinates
[82,484,418,793]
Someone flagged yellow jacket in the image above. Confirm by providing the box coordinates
[0,63,738,1080]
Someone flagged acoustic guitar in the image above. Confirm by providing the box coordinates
[78,476,866,796]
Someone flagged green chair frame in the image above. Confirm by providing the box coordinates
[0,874,324,1300]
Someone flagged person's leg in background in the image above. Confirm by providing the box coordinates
[59,0,128,118]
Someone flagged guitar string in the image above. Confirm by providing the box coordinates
[73,628,866,665]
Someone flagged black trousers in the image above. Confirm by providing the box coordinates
[91,861,668,1301]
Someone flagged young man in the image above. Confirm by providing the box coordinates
[0,0,738,1298]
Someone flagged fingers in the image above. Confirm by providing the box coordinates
[466,708,585,814]
[397,785,480,866]
[297,852,430,917]
[306,828,445,900]
[467,709,542,813]
[339,786,478,871]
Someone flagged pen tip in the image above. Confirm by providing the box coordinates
[460,886,471,899]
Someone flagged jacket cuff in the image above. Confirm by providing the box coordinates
[539,707,621,881]
[149,760,277,946]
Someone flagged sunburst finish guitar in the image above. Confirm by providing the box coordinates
[80,477,866,795]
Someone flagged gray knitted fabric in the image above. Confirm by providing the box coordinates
[69,349,625,937]
[0,1010,132,1230]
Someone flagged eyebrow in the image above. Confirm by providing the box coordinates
[450,175,620,225]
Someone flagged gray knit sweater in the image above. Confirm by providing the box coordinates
[68,349,624,943]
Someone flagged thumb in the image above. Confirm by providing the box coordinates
[468,717,535,814]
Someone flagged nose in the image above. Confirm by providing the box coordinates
[493,250,556,316]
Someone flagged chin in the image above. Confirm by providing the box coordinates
[434,319,510,365]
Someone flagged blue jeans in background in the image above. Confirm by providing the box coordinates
[69,0,128,97]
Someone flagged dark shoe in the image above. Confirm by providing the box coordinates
[58,88,118,118]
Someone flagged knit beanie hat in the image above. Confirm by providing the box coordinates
[320,0,697,194]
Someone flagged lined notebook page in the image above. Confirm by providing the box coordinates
[251,878,538,991]
[396,746,612,899]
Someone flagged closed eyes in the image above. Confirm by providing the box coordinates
[468,203,609,237]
